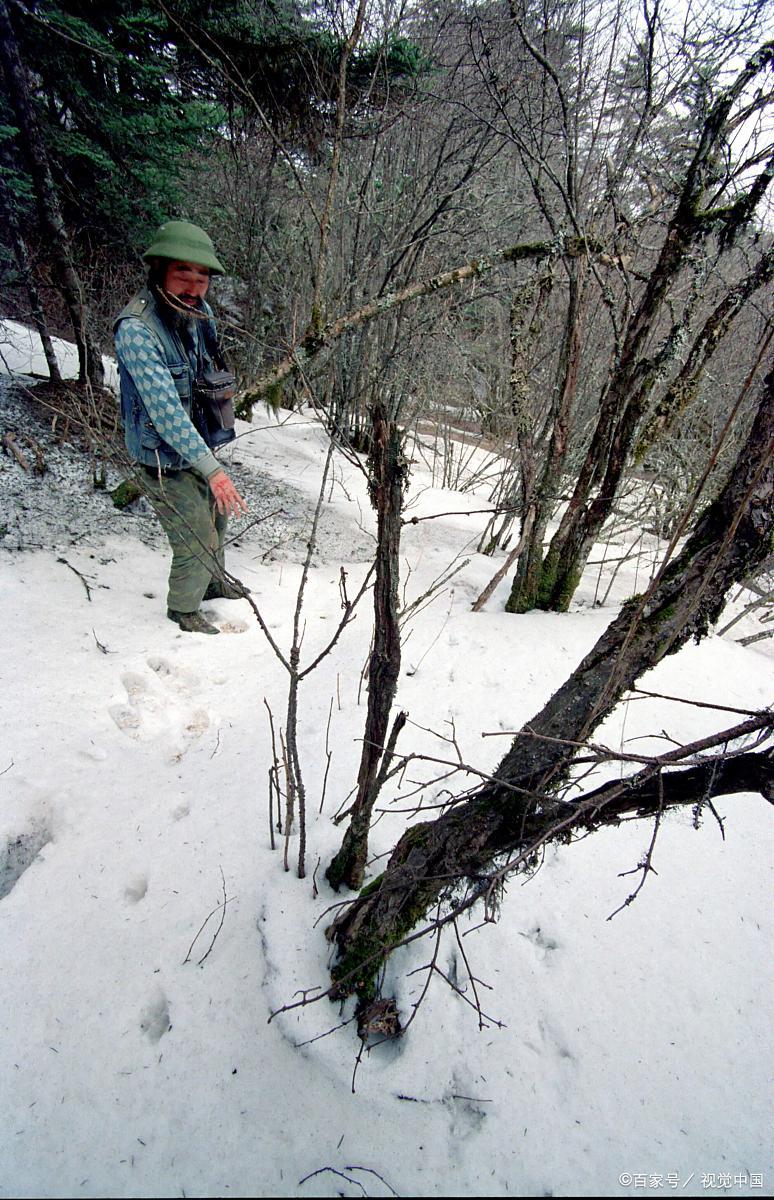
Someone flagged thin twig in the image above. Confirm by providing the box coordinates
[183,866,230,965]
[281,730,293,872]
[264,698,280,844]
[403,505,520,526]
[631,687,765,718]
[91,628,110,654]
[344,1166,400,1197]
[607,774,664,919]
[223,508,284,546]
[267,766,276,851]
[453,919,497,1031]
[293,1017,357,1049]
[401,913,445,1036]
[319,697,334,814]
[298,1167,366,1195]
[57,556,93,600]
[351,1040,367,1095]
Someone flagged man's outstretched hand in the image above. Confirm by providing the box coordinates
[209,470,248,517]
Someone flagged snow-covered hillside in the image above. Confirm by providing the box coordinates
[0,334,771,1198]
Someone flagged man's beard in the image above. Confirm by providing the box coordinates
[155,286,199,338]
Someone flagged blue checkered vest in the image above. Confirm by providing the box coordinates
[114,287,219,469]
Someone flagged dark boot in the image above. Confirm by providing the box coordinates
[167,608,220,635]
[202,578,247,601]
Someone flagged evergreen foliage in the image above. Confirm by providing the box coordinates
[2,0,221,254]
[168,1,431,148]
[0,0,428,271]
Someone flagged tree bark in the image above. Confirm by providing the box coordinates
[531,42,774,612]
[507,256,587,612]
[326,400,406,890]
[0,156,62,384]
[0,0,104,387]
[328,367,774,1003]
[574,750,774,813]
[634,247,774,460]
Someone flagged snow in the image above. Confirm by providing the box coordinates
[0,330,772,1198]
[0,318,120,391]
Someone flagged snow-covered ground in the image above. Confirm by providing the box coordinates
[0,325,771,1198]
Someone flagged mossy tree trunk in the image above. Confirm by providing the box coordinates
[506,256,586,613]
[506,41,774,614]
[329,368,774,1003]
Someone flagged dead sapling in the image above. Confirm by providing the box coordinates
[183,866,231,967]
[236,415,373,878]
[327,397,409,892]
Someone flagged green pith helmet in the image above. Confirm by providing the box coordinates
[142,220,226,275]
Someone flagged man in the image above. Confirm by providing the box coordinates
[115,220,248,635]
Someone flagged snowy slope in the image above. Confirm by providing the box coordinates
[0,366,771,1197]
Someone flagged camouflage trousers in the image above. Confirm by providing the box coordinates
[141,468,227,613]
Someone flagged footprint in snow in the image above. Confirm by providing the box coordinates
[521,924,560,962]
[147,656,200,692]
[108,659,212,760]
[214,618,248,635]
[124,875,148,903]
[139,990,171,1042]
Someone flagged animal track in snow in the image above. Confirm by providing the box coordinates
[521,924,560,961]
[108,657,211,760]
[216,618,248,634]
[108,703,141,735]
[537,1017,576,1064]
[139,990,171,1042]
[445,1076,488,1141]
[184,710,210,737]
[121,671,149,701]
[147,656,200,690]
[124,875,148,903]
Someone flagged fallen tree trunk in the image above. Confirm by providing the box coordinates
[328,368,774,1004]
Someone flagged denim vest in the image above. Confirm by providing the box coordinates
[114,287,219,470]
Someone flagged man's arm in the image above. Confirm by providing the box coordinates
[115,318,221,477]
[115,318,247,516]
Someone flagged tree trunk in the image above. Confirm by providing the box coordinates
[634,247,774,460]
[507,257,586,612]
[326,400,407,891]
[0,0,104,387]
[0,159,62,384]
[328,367,774,1003]
[511,41,774,613]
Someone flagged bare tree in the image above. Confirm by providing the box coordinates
[327,364,774,1009]
[467,0,774,612]
[326,396,408,890]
